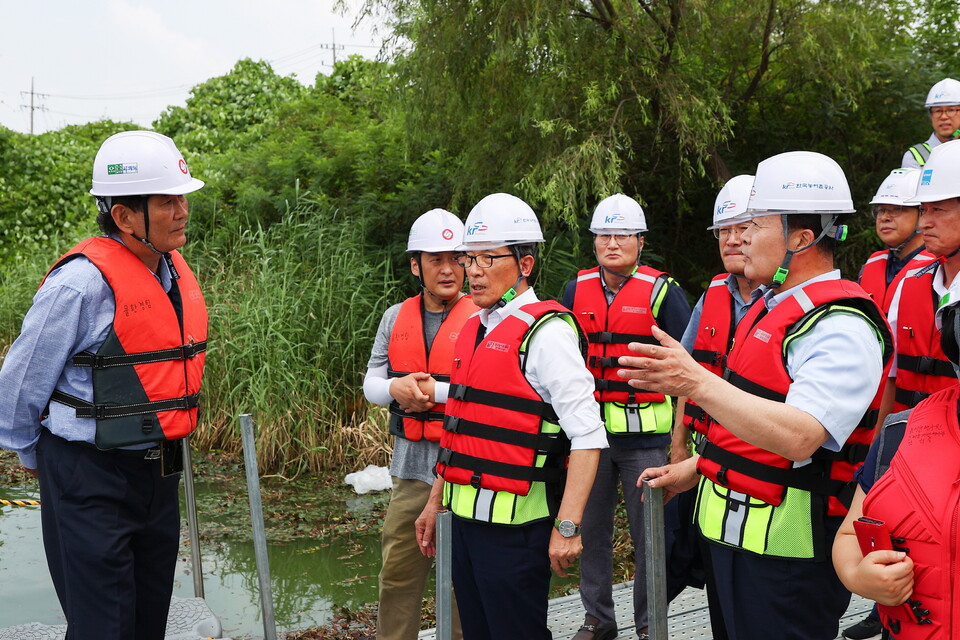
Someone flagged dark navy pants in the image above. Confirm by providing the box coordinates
[451,517,553,640]
[708,516,849,640]
[37,430,181,640]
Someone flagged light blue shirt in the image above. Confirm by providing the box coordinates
[0,237,172,468]
[680,273,764,353]
[763,270,885,453]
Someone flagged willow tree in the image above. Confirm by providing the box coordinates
[355,0,923,284]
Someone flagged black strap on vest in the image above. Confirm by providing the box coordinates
[436,448,567,485]
[692,349,725,367]
[443,415,568,453]
[50,389,200,420]
[447,383,559,421]
[722,369,787,403]
[684,403,706,422]
[70,341,207,369]
[586,332,658,346]
[874,410,911,483]
[697,439,852,501]
[388,402,446,423]
[895,387,931,408]
[896,353,954,378]
[594,378,656,395]
[589,355,623,368]
[387,369,451,384]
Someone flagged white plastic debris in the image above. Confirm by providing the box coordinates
[344,465,393,494]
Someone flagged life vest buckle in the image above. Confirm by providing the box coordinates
[717,467,729,486]
[180,342,204,359]
[445,415,461,433]
[470,472,482,489]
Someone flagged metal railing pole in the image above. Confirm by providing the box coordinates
[180,436,205,598]
[435,510,453,640]
[644,483,668,639]
[240,414,278,640]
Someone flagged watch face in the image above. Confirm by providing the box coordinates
[558,520,577,537]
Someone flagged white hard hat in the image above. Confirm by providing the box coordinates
[589,194,647,233]
[407,209,464,253]
[459,193,544,251]
[747,151,855,215]
[708,175,755,230]
[913,139,960,203]
[869,168,921,206]
[90,130,204,197]
[925,78,960,108]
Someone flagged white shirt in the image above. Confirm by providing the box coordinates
[477,288,607,451]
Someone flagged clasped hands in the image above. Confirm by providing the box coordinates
[390,372,438,412]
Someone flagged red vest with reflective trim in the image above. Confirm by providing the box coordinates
[683,273,736,435]
[571,265,666,404]
[893,266,954,412]
[698,278,890,515]
[859,250,935,314]
[436,300,572,496]
[863,385,960,640]
[46,237,207,446]
[386,294,478,441]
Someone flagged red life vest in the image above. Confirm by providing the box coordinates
[858,249,935,314]
[570,265,666,405]
[863,385,960,640]
[386,294,478,441]
[893,265,955,411]
[697,278,891,516]
[44,237,207,448]
[436,300,577,497]
[683,273,737,436]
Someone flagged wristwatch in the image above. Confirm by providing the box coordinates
[554,518,581,538]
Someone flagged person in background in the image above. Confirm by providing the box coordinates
[0,130,208,639]
[416,193,606,640]
[560,194,690,640]
[362,208,473,640]
[624,151,891,640]
[902,78,960,168]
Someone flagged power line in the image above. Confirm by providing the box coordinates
[19,77,47,135]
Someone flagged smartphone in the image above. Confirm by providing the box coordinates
[853,517,893,555]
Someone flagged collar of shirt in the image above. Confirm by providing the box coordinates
[724,272,766,305]
[478,287,539,334]
[931,262,960,303]
[762,269,840,311]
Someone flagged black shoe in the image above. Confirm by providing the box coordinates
[842,615,883,640]
[571,615,618,640]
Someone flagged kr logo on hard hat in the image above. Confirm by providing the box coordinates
[604,214,626,224]
[716,201,737,215]
[467,222,488,235]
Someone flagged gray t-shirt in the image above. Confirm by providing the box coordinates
[368,301,445,485]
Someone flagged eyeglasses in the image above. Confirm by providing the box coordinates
[712,223,751,240]
[930,106,960,118]
[455,253,516,269]
[872,205,916,220]
[594,233,636,245]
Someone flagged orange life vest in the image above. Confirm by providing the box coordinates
[386,294,478,441]
[45,237,207,448]
[858,249,934,314]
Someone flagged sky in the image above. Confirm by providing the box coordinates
[0,0,388,134]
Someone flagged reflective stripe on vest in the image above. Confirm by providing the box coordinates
[386,294,478,441]
[695,279,891,559]
[859,250,936,314]
[908,142,931,167]
[572,265,671,434]
[44,237,208,448]
[893,265,954,412]
[438,301,582,526]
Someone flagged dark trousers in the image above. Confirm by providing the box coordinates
[451,517,553,640]
[708,517,850,640]
[37,430,181,640]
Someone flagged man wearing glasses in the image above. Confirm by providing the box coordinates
[902,77,960,168]
[415,193,605,640]
[560,194,690,640]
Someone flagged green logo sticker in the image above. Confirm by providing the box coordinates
[106,162,138,175]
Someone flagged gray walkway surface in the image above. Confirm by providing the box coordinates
[418,582,876,639]
[0,596,225,640]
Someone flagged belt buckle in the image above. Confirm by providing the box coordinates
[144,447,161,460]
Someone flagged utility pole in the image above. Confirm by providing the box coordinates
[319,28,345,66]
[20,76,48,134]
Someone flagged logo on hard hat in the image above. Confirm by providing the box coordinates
[179,159,188,174]
[467,222,488,236]
[935,91,946,99]
[716,201,737,216]
[604,214,626,224]
[442,228,454,240]
[513,217,536,224]
[107,163,138,176]
[782,182,835,191]
[921,169,933,186]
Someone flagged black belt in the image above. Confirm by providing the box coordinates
[69,437,163,459]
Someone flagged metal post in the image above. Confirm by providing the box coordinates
[435,511,453,640]
[181,436,204,598]
[643,483,668,639]
[240,414,278,640]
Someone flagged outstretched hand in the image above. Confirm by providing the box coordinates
[617,325,707,399]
